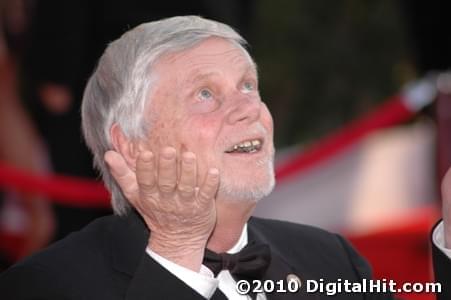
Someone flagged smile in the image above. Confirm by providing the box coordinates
[225,139,263,153]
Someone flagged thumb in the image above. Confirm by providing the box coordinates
[104,150,138,201]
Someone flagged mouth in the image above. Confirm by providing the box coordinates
[224,138,263,154]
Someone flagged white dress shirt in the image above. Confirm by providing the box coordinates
[432,221,451,257]
[147,222,450,299]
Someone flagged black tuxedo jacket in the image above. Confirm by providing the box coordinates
[0,211,448,299]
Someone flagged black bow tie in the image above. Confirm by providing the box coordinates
[203,242,271,279]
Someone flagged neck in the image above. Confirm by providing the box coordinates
[206,199,256,253]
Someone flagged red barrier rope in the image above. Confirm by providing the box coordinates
[275,95,415,182]
[0,93,419,207]
[0,163,110,207]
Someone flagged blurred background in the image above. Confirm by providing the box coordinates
[0,1,450,299]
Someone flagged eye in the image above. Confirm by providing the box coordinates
[198,88,213,101]
[241,81,255,94]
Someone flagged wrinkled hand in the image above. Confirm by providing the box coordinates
[442,167,451,248]
[105,147,220,270]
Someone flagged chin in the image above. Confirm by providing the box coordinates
[218,160,276,202]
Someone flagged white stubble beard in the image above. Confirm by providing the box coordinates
[217,148,276,203]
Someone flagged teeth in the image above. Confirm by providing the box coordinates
[226,139,262,153]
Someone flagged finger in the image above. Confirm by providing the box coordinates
[158,147,177,196]
[441,167,451,248]
[136,151,157,196]
[104,150,138,200]
[177,152,197,199]
[198,168,220,204]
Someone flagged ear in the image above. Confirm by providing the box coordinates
[110,123,140,172]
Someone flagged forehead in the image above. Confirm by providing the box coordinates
[154,37,256,78]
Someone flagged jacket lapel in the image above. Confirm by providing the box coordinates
[108,211,150,298]
[110,210,149,276]
[248,219,320,300]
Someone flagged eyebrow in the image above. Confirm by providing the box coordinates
[187,64,258,87]
[187,71,220,86]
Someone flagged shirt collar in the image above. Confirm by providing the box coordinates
[226,223,248,254]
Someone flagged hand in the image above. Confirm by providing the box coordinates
[442,167,451,248]
[104,147,220,271]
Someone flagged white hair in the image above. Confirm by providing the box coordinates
[81,16,249,215]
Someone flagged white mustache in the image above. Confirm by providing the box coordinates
[222,123,269,147]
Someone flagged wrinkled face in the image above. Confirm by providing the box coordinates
[144,37,275,202]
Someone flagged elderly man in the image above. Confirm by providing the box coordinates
[0,16,450,300]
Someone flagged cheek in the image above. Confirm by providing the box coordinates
[261,104,274,133]
[182,117,223,161]
[184,115,222,145]
[146,118,179,150]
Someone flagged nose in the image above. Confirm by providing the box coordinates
[226,94,261,125]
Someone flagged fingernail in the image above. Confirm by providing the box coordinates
[140,151,154,162]
[182,152,196,162]
[209,168,219,175]
[161,147,176,159]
